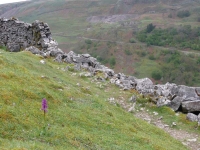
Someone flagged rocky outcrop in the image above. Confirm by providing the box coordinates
[0,17,60,56]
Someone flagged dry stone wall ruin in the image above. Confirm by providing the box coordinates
[0,17,60,55]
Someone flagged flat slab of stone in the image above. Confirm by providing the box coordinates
[182,100,200,113]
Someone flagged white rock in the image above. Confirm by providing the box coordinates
[187,138,197,142]
[40,60,45,64]
[140,108,144,111]
[172,122,177,126]
[153,111,158,115]
[128,103,136,112]
[144,118,151,123]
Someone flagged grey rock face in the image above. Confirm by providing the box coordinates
[186,113,198,122]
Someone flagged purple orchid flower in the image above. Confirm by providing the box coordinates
[41,98,48,120]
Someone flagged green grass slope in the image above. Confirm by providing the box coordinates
[0,49,188,150]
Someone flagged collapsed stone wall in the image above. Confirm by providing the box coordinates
[0,17,58,53]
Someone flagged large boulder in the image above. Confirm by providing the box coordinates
[182,100,200,113]
[154,82,178,99]
[49,48,64,57]
[135,78,154,94]
[176,85,200,99]
[25,46,42,55]
[168,96,183,111]
[186,113,198,122]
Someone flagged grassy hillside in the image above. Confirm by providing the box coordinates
[0,49,188,150]
[1,0,200,86]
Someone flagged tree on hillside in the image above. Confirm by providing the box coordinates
[177,10,191,18]
[146,23,156,33]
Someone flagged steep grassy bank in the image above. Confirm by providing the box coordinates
[0,49,188,150]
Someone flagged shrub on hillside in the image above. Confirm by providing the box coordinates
[177,10,190,18]
[109,57,116,67]
[151,69,162,80]
[85,39,92,44]
[124,49,132,55]
[129,38,135,43]
[168,13,172,18]
[148,54,156,60]
[146,23,156,33]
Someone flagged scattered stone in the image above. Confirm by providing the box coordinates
[164,124,169,128]
[171,122,177,126]
[140,108,144,111]
[157,97,171,107]
[153,111,158,116]
[129,95,137,103]
[128,103,136,112]
[175,113,180,116]
[108,97,115,104]
[144,118,151,123]
[40,60,45,64]
[79,72,92,77]
[186,113,198,122]
[187,138,197,142]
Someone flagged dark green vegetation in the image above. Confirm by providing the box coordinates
[177,10,191,18]
[0,49,188,149]
[137,24,200,50]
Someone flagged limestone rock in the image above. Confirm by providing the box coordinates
[6,43,20,52]
[25,46,42,55]
[0,17,60,54]
[135,78,154,94]
[157,97,171,107]
[129,95,137,103]
[182,100,200,113]
[198,114,200,126]
[168,96,183,111]
[186,113,198,122]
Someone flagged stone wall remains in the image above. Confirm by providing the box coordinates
[0,17,58,52]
